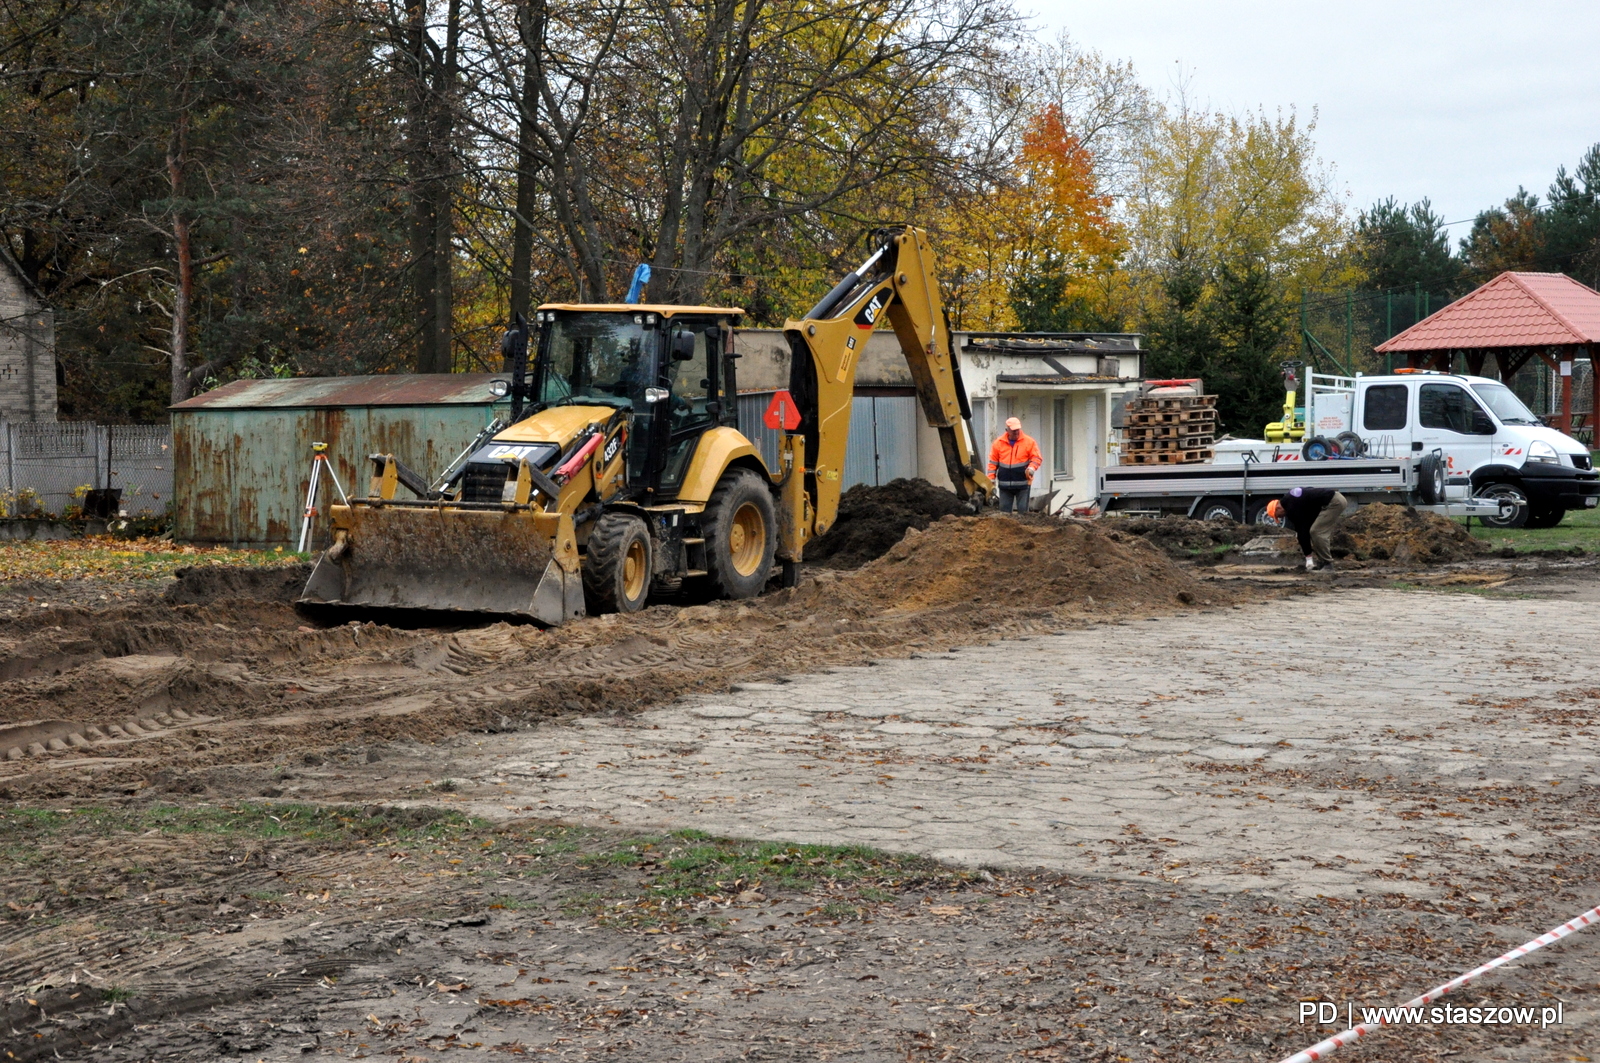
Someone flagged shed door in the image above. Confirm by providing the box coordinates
[843,395,917,489]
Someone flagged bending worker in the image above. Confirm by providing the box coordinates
[1269,487,1348,572]
[988,416,1043,514]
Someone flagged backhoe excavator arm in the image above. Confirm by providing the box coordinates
[777,226,990,562]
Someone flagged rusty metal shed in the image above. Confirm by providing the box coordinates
[171,374,509,547]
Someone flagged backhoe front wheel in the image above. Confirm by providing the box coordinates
[704,469,777,600]
[583,513,652,614]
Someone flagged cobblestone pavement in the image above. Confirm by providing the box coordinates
[439,588,1598,902]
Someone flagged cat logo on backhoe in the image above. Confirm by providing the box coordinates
[854,291,888,327]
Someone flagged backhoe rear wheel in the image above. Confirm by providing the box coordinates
[583,512,652,614]
[704,469,777,600]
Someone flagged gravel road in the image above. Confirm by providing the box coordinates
[7,578,1600,1062]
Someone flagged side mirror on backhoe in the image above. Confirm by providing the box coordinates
[671,332,696,361]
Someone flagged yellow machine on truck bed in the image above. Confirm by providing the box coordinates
[299,226,991,623]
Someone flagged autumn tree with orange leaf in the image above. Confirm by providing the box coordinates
[938,103,1123,333]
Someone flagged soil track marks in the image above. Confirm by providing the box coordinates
[0,516,1221,800]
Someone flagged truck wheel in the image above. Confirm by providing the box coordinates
[1525,507,1566,529]
[1196,498,1242,522]
[704,469,777,600]
[1247,499,1290,530]
[1414,452,1445,504]
[582,512,652,614]
[1475,481,1529,529]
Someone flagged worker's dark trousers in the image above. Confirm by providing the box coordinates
[998,484,1030,514]
[1308,491,1348,562]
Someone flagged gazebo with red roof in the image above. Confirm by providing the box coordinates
[1375,271,1600,437]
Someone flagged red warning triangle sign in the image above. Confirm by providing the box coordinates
[763,389,802,431]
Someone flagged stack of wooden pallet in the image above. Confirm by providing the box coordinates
[1119,392,1217,465]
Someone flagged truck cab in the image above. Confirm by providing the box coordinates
[1217,371,1599,528]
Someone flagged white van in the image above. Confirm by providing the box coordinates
[1240,371,1598,528]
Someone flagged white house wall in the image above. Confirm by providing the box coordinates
[0,254,56,423]
[732,326,1141,508]
[919,390,1112,512]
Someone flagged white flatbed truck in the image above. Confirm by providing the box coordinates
[1097,371,1600,527]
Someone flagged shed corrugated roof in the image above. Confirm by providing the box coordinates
[1375,272,1600,353]
[171,374,509,410]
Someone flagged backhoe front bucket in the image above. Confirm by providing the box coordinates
[298,503,585,624]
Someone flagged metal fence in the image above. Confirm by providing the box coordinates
[0,420,173,517]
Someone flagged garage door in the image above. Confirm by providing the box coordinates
[736,392,918,489]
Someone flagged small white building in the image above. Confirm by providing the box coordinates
[0,246,56,423]
[731,328,1142,511]
[957,333,1142,511]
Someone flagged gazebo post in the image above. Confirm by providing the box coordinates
[1561,348,1574,436]
[1591,342,1599,447]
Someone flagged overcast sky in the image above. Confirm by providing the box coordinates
[1033,0,1600,237]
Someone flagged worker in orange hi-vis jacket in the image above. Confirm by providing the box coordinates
[987,416,1043,515]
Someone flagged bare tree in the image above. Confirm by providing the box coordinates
[463,0,1019,306]
[389,0,464,373]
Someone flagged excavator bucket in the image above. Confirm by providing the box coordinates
[298,504,585,624]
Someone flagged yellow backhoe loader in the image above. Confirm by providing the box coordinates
[298,225,991,623]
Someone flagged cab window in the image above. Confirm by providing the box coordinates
[1363,384,1408,431]
[665,325,714,434]
[657,322,719,491]
[1419,383,1493,435]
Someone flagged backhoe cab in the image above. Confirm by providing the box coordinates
[298,225,990,624]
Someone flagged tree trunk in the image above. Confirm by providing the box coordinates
[429,0,461,372]
[168,119,195,404]
[404,0,458,374]
[405,0,440,372]
[508,0,544,331]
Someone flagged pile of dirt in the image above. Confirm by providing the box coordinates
[163,563,313,606]
[1332,503,1491,564]
[805,478,973,568]
[810,513,1212,615]
[1115,515,1258,559]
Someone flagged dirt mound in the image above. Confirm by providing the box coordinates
[1116,515,1258,559]
[809,514,1211,615]
[1332,504,1490,564]
[806,478,973,568]
[164,563,313,606]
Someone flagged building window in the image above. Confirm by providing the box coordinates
[1053,397,1071,476]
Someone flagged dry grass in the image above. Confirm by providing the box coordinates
[0,536,304,583]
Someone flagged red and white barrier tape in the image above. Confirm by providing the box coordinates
[1276,901,1600,1063]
